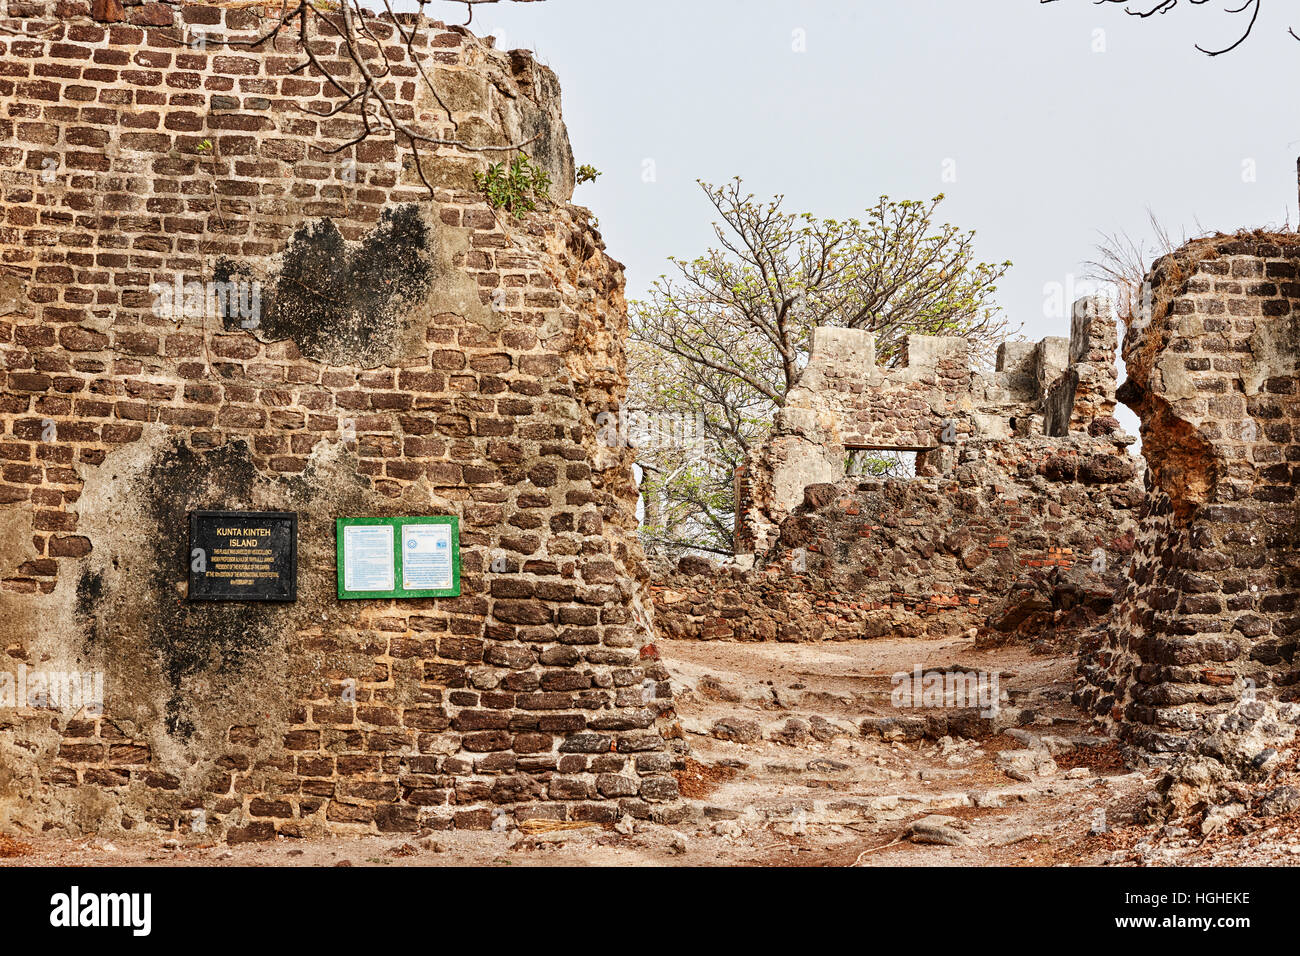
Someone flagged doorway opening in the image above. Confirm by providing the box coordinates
[845,448,918,479]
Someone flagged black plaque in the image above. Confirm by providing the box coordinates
[188,511,297,602]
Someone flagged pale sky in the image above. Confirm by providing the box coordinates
[438,0,1300,432]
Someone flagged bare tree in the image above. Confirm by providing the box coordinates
[1040,0,1293,56]
[245,0,544,194]
[64,0,545,195]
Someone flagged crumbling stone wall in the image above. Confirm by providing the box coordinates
[658,298,1141,644]
[1077,234,1300,756]
[0,0,680,840]
[738,298,1120,554]
[1044,295,1119,437]
[657,433,1140,643]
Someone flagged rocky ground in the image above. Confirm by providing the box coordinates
[6,634,1300,867]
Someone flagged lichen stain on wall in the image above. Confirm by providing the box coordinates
[213,203,496,367]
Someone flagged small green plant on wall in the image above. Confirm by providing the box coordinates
[576,164,602,185]
[474,153,551,218]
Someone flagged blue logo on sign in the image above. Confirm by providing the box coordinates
[408,540,417,548]
[436,540,447,548]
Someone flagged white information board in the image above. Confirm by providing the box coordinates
[342,524,394,592]
[401,522,454,591]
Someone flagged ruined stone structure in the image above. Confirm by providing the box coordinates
[654,298,1143,644]
[2,1,1291,851]
[1077,234,1300,755]
[0,0,680,840]
[739,297,1123,552]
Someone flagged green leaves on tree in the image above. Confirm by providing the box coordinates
[474,153,551,218]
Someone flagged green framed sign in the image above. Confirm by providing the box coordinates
[336,516,460,600]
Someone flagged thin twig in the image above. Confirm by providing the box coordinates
[851,834,907,865]
[173,0,543,196]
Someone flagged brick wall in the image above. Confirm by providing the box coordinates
[740,299,1121,555]
[654,434,1141,643]
[1077,234,1300,755]
[0,0,682,839]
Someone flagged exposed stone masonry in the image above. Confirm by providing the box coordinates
[656,297,1141,645]
[0,0,681,839]
[1077,234,1300,755]
[737,297,1120,555]
[3,0,1295,848]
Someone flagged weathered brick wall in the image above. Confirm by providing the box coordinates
[655,434,1141,643]
[0,0,681,840]
[740,298,1121,554]
[1044,295,1119,436]
[1077,234,1300,756]
[680,296,1139,646]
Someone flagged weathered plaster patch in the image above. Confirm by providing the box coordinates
[214,204,494,364]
